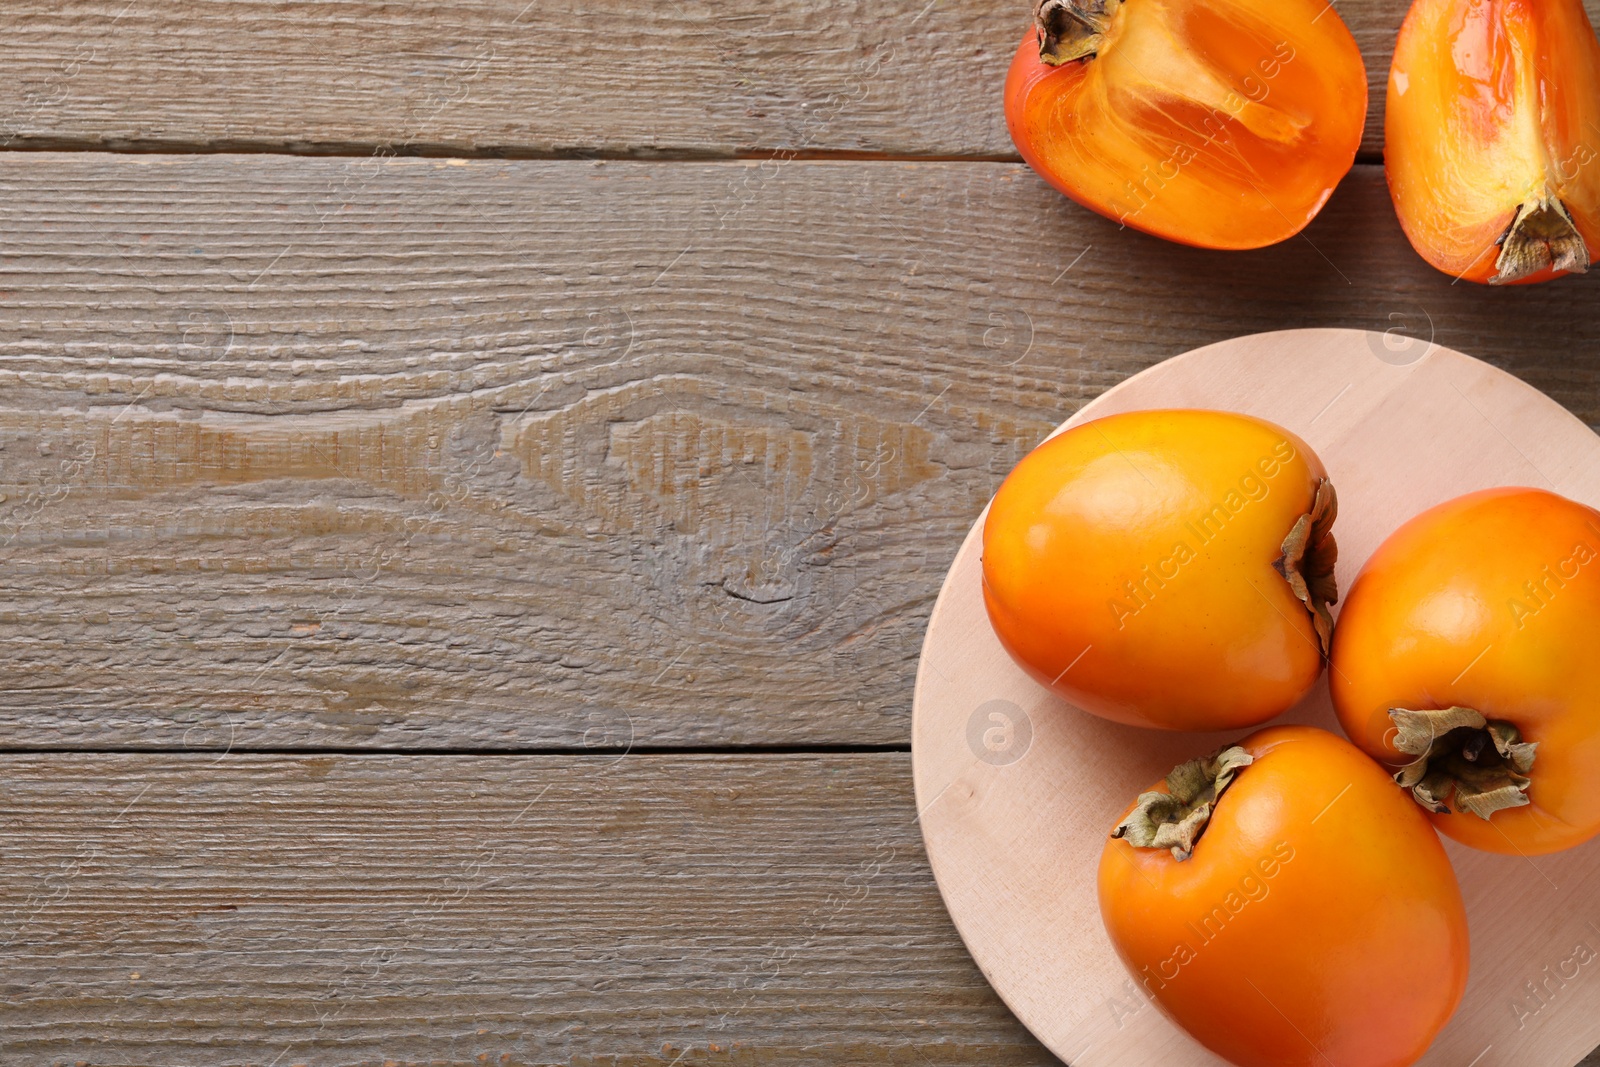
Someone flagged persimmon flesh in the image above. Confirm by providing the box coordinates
[1386,0,1600,284]
[1332,487,1600,855]
[1004,0,1367,249]
[1099,726,1469,1067]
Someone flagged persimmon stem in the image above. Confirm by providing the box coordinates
[1111,746,1254,862]
[1273,478,1339,657]
[1492,197,1590,285]
[1390,707,1537,820]
[1035,0,1121,65]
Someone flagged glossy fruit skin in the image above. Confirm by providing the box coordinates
[1386,0,1600,284]
[1099,726,1470,1067]
[1331,487,1600,854]
[982,409,1326,731]
[1004,0,1367,249]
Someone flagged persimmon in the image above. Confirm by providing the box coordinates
[1331,487,1600,855]
[1386,0,1600,284]
[1004,0,1367,249]
[1099,725,1470,1067]
[982,409,1336,731]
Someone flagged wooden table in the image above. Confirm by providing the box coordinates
[1,3,1597,1064]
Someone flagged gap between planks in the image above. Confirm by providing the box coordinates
[0,136,1387,169]
[0,743,914,757]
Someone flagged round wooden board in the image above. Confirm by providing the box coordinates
[912,329,1600,1067]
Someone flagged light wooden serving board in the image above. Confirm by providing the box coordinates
[912,328,1600,1067]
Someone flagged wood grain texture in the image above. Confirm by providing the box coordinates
[0,0,1015,158]
[0,751,1059,1066]
[2,1,1595,158]
[0,154,1596,750]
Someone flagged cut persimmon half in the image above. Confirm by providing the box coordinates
[1387,0,1600,284]
[1004,0,1368,250]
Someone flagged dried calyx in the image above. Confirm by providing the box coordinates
[1492,196,1591,285]
[1112,745,1254,861]
[1273,478,1339,657]
[1035,0,1123,65]
[1390,706,1538,820]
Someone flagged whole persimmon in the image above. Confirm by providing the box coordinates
[1004,0,1368,249]
[1332,487,1600,855]
[1386,0,1600,284]
[982,409,1336,731]
[1099,725,1470,1067]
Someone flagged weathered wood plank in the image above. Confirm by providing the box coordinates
[0,0,1015,158]
[0,752,1058,1066]
[2,1,1595,158]
[0,154,1595,750]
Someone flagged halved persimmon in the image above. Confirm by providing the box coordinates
[1386,0,1600,284]
[1004,0,1368,249]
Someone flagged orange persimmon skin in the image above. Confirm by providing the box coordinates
[1099,726,1470,1067]
[1386,0,1600,283]
[1004,0,1366,249]
[1331,487,1600,855]
[982,409,1327,731]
